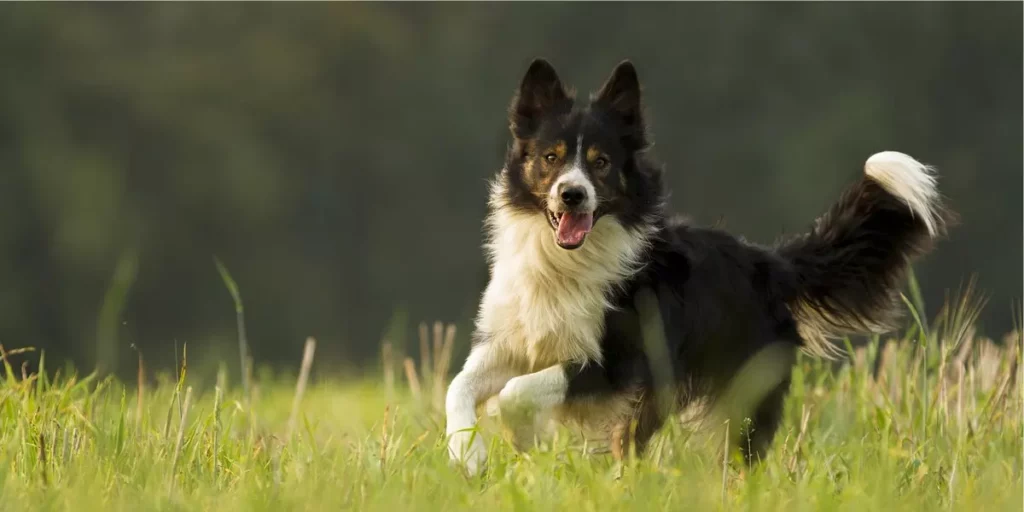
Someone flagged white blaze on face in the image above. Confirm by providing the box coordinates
[547,134,597,213]
[546,134,599,249]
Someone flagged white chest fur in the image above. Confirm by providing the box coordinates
[475,200,650,371]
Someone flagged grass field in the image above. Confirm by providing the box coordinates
[0,294,1020,511]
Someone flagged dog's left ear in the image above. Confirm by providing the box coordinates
[594,60,647,148]
[509,58,570,139]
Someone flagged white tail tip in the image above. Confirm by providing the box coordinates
[864,151,942,236]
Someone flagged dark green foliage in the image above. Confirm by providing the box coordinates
[0,3,1018,378]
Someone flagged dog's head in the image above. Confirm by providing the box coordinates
[498,59,663,250]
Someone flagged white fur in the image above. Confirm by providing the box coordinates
[864,151,942,236]
[498,364,569,412]
[548,135,598,213]
[445,173,652,474]
[479,176,651,369]
[445,343,516,475]
[496,365,569,451]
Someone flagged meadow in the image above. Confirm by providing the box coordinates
[0,281,1020,511]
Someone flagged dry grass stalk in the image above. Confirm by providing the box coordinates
[176,342,188,419]
[938,341,949,431]
[720,419,730,507]
[419,322,431,389]
[213,385,222,477]
[402,430,432,459]
[952,328,976,371]
[433,323,457,411]
[977,338,1002,391]
[286,337,317,443]
[788,404,812,474]
[854,346,867,371]
[956,364,965,436]
[433,321,444,378]
[877,341,897,399]
[434,323,453,378]
[404,358,422,402]
[982,339,1019,426]
[1002,331,1021,396]
[380,405,391,476]
[381,341,395,400]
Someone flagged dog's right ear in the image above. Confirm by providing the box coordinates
[508,58,569,138]
[594,60,647,149]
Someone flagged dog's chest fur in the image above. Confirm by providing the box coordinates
[476,201,649,371]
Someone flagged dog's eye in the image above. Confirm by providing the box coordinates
[545,153,558,163]
[594,157,609,169]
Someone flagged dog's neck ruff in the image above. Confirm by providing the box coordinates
[475,175,652,369]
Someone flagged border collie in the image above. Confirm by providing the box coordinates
[445,58,953,475]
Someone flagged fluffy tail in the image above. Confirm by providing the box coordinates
[775,151,955,358]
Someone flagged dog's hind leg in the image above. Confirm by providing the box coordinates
[611,393,665,462]
[738,374,792,465]
[713,341,797,465]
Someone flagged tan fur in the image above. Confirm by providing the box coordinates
[556,390,642,444]
[548,140,568,161]
[792,301,891,359]
[522,140,567,198]
[493,387,643,453]
[523,158,538,186]
[585,146,607,163]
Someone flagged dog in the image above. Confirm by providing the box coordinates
[445,58,953,475]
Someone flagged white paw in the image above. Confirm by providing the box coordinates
[447,429,487,476]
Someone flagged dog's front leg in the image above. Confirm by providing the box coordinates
[496,364,569,447]
[445,342,515,476]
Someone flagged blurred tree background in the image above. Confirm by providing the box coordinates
[0,3,1019,381]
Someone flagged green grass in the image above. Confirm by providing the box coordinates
[0,318,1020,511]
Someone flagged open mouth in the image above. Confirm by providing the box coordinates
[547,209,594,250]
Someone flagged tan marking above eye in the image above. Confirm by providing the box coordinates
[542,141,568,164]
[587,146,610,170]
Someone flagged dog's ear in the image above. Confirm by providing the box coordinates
[594,60,647,148]
[509,58,569,138]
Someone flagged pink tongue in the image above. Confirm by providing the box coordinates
[557,212,594,246]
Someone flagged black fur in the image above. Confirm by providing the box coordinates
[564,184,949,462]
[776,178,952,341]
[494,59,952,464]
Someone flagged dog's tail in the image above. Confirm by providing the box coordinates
[774,151,955,358]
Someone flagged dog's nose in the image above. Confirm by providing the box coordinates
[560,186,587,208]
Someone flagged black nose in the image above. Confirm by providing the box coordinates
[560,186,587,208]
